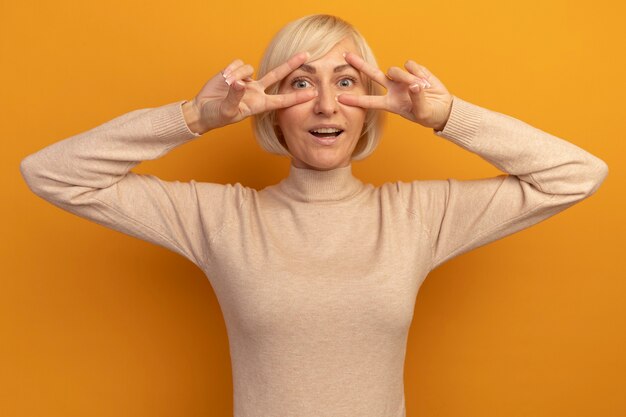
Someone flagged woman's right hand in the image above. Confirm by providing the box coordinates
[184,52,317,134]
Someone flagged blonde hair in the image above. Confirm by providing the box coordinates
[252,14,384,160]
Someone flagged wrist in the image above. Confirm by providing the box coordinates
[433,99,454,132]
[182,99,208,135]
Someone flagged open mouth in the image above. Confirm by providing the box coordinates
[309,128,344,138]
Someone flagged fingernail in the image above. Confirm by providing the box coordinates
[409,83,421,92]
[343,52,347,58]
[225,76,233,86]
[413,78,430,89]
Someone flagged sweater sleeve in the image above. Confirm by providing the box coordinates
[19,100,242,271]
[399,96,609,271]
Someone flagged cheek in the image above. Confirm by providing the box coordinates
[276,105,305,132]
[344,107,367,129]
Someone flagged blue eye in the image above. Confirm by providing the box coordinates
[338,78,355,88]
[291,78,311,89]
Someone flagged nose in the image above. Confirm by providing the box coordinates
[313,86,338,116]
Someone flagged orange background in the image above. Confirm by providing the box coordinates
[2,1,625,416]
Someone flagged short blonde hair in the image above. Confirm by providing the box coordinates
[252,14,384,161]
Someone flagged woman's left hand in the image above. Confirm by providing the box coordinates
[338,52,454,131]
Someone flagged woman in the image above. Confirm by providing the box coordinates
[20,14,607,417]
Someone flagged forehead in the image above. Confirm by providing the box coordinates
[308,38,360,65]
[293,38,362,75]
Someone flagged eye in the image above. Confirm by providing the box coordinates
[291,78,311,89]
[338,77,356,88]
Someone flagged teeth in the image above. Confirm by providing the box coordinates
[311,128,342,133]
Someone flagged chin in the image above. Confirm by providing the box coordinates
[295,156,350,171]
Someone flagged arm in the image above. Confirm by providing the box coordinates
[19,53,317,270]
[339,53,608,270]
[402,96,608,270]
[19,101,223,270]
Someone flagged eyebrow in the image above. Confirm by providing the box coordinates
[297,64,356,74]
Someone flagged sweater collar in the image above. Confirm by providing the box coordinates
[278,164,364,203]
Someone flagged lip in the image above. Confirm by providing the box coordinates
[308,124,344,131]
[308,130,343,146]
[308,125,344,146]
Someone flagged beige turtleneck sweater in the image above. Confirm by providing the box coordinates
[20,96,608,417]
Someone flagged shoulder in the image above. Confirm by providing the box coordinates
[193,180,257,209]
[374,179,452,218]
[377,179,450,199]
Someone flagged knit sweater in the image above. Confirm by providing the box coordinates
[20,96,608,417]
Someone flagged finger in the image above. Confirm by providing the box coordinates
[222,59,244,78]
[265,89,318,111]
[224,64,255,86]
[407,82,427,113]
[404,60,432,80]
[343,52,389,89]
[259,51,310,89]
[387,66,430,89]
[337,93,387,110]
[221,80,247,118]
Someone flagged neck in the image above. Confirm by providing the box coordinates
[278,164,363,203]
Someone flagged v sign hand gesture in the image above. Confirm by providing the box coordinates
[185,52,318,134]
[337,52,454,131]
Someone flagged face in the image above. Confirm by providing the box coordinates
[276,37,368,171]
